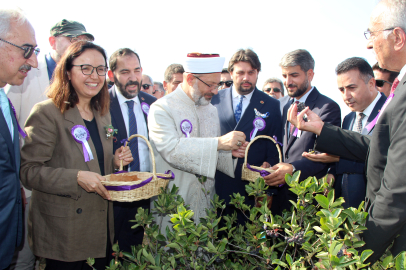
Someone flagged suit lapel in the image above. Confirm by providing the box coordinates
[347,113,356,131]
[362,93,387,135]
[236,89,267,137]
[219,87,237,130]
[110,86,128,140]
[0,110,15,165]
[64,106,101,175]
[94,110,111,176]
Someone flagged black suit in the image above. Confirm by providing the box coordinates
[315,73,406,262]
[0,101,22,270]
[332,94,386,208]
[109,86,156,252]
[211,87,283,225]
[272,87,341,215]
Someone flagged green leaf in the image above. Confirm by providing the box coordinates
[327,189,334,206]
[315,194,329,209]
[353,241,365,248]
[382,255,393,268]
[273,259,288,268]
[142,249,155,265]
[336,259,357,268]
[166,243,181,251]
[360,249,373,263]
[286,254,293,266]
[395,252,406,270]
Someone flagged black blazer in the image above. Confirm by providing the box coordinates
[211,87,283,224]
[315,74,406,262]
[0,103,22,269]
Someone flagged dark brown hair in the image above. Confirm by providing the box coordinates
[109,48,140,72]
[47,41,110,115]
[228,49,261,73]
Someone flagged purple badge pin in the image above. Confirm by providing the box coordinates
[71,125,94,162]
[180,119,193,138]
[250,117,266,140]
[141,102,150,116]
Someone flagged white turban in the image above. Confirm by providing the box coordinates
[183,53,225,74]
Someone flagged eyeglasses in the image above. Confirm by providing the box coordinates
[376,79,392,87]
[142,84,153,90]
[0,38,40,59]
[72,64,108,76]
[192,74,219,90]
[364,28,395,40]
[218,80,233,88]
[264,87,281,93]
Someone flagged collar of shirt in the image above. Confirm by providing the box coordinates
[398,64,406,81]
[359,92,382,119]
[115,86,141,107]
[231,85,254,102]
[291,86,314,103]
[45,53,57,81]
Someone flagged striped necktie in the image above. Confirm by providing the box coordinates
[0,88,13,140]
[126,100,140,171]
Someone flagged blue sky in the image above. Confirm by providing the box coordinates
[15,0,379,117]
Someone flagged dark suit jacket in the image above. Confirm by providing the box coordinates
[0,102,22,270]
[20,99,115,262]
[211,87,283,223]
[109,86,156,252]
[273,87,341,214]
[332,94,386,200]
[315,74,406,262]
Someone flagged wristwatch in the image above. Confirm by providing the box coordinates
[291,164,297,174]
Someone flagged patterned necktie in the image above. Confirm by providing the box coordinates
[355,112,365,134]
[391,78,400,94]
[234,95,244,123]
[289,101,300,135]
[0,88,13,140]
[125,100,140,171]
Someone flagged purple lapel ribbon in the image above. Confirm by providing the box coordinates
[272,136,283,147]
[7,98,26,138]
[365,92,394,132]
[246,163,284,187]
[105,170,175,191]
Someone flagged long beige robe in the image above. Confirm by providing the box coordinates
[148,86,235,231]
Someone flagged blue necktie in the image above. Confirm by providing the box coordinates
[234,95,244,123]
[126,100,140,171]
[0,88,13,140]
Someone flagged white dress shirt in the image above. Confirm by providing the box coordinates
[232,86,255,121]
[352,92,382,132]
[288,87,314,137]
[115,87,150,172]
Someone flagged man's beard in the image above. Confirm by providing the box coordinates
[191,81,212,106]
[236,80,256,95]
[114,75,140,99]
[288,77,309,98]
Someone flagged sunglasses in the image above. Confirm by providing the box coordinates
[375,79,392,87]
[218,80,233,88]
[264,87,281,93]
[0,38,40,59]
[142,84,153,90]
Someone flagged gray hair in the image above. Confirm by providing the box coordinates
[154,81,164,90]
[0,7,27,40]
[143,74,153,85]
[279,49,315,72]
[262,77,285,96]
[164,64,184,82]
[378,0,406,38]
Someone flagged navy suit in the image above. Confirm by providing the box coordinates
[211,87,283,225]
[272,87,341,215]
[0,102,22,270]
[109,86,156,253]
[332,94,386,208]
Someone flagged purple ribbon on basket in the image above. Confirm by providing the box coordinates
[8,98,26,138]
[273,136,283,147]
[246,164,284,187]
[121,138,129,145]
[105,170,175,191]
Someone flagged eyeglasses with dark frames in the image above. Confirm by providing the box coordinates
[72,64,108,76]
[264,87,281,93]
[364,28,395,40]
[375,79,392,87]
[142,84,153,90]
[0,38,40,59]
[192,74,220,90]
[219,80,233,88]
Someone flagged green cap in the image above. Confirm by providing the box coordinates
[50,19,94,41]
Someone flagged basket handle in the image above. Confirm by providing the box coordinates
[243,135,282,168]
[119,134,156,176]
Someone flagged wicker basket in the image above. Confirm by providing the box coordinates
[101,134,173,202]
[241,135,282,182]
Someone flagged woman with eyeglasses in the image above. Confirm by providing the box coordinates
[20,41,133,270]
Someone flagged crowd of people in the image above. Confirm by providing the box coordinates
[1,0,406,269]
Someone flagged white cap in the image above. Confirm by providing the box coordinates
[184,53,225,74]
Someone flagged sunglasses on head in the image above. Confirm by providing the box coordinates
[264,87,281,93]
[375,79,392,87]
[142,84,153,90]
[0,38,40,59]
[218,80,233,88]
